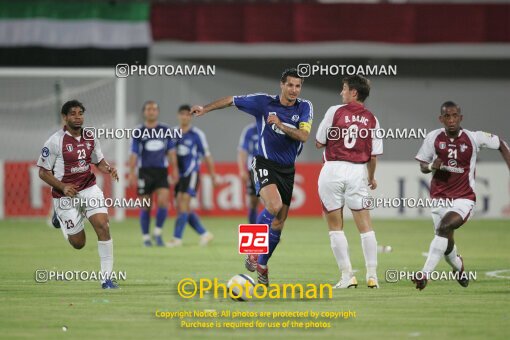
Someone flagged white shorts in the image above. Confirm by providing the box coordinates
[53,185,108,236]
[431,198,475,231]
[318,161,369,212]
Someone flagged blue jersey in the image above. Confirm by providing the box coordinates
[238,123,259,170]
[130,123,175,168]
[233,93,313,166]
[175,126,210,177]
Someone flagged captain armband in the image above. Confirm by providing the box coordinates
[299,121,312,133]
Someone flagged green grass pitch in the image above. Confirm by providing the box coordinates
[0,217,509,339]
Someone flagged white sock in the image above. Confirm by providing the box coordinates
[329,231,352,279]
[360,231,378,279]
[153,227,163,236]
[423,235,448,273]
[98,239,114,282]
[142,234,150,241]
[444,245,462,271]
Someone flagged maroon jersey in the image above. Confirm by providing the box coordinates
[37,127,104,198]
[316,102,383,163]
[416,128,500,201]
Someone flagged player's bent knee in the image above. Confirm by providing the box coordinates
[69,240,85,250]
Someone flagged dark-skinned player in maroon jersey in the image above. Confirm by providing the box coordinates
[37,100,120,289]
[413,101,510,290]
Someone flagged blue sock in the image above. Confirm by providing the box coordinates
[155,208,168,228]
[256,208,274,227]
[188,212,206,235]
[248,208,257,224]
[258,227,281,265]
[140,209,150,235]
[173,212,189,239]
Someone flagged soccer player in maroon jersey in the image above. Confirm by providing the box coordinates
[316,75,383,289]
[37,100,120,289]
[413,101,510,290]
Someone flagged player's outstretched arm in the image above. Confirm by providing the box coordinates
[499,139,510,171]
[96,159,119,182]
[191,96,234,117]
[38,168,78,197]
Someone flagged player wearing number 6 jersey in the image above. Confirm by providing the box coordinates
[191,68,313,285]
[316,75,383,289]
[413,101,510,290]
[37,100,119,289]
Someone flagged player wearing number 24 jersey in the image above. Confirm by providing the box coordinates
[316,75,382,289]
[413,101,510,290]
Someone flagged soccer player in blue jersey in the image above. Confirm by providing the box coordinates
[191,68,313,285]
[129,101,178,247]
[238,123,260,224]
[166,105,216,247]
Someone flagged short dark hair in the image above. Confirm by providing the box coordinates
[178,104,191,112]
[281,68,303,84]
[61,100,85,115]
[342,75,370,102]
[142,100,158,113]
[440,101,461,114]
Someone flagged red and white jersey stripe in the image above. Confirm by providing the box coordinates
[37,126,104,198]
[415,128,500,201]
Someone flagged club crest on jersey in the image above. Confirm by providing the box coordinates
[460,143,468,152]
[439,142,446,150]
[291,114,300,122]
[41,147,49,157]
[66,144,73,152]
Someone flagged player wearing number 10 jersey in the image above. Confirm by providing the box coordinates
[413,101,510,290]
[191,68,313,285]
[316,75,383,289]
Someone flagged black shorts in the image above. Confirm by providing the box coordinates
[175,171,199,197]
[251,156,295,206]
[138,168,169,195]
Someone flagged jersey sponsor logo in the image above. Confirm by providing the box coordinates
[460,143,468,152]
[177,144,190,156]
[291,114,300,122]
[70,164,90,173]
[238,224,269,254]
[448,159,457,167]
[41,147,49,157]
[66,144,73,152]
[78,160,86,167]
[145,139,165,152]
[439,142,446,149]
[271,122,296,135]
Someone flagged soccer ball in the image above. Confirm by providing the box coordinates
[227,274,255,301]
